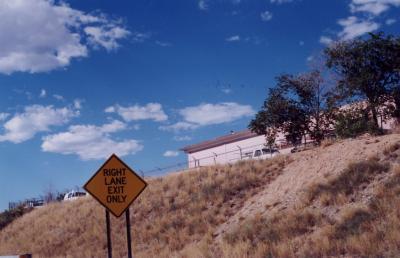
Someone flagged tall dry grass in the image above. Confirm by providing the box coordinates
[2,138,400,257]
[0,156,290,258]
[210,141,400,258]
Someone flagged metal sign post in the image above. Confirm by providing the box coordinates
[106,210,112,258]
[126,209,133,258]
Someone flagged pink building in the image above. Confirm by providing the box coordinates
[181,130,292,168]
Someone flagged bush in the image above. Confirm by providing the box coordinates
[335,111,383,138]
[0,205,32,231]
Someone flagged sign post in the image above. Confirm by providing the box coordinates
[84,154,147,257]
[106,210,112,258]
[126,208,133,258]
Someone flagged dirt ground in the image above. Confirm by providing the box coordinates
[216,134,400,236]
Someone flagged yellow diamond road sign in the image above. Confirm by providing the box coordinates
[84,154,147,217]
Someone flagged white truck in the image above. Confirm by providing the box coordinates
[63,190,87,201]
[242,147,280,160]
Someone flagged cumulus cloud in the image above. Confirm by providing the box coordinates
[226,35,240,42]
[160,102,255,132]
[337,16,379,40]
[160,122,199,132]
[260,11,273,21]
[73,99,84,110]
[173,135,192,141]
[105,103,168,122]
[386,18,397,25]
[163,150,179,157]
[350,0,400,16]
[84,26,130,51]
[53,94,64,101]
[0,113,10,121]
[39,89,47,98]
[198,0,208,10]
[0,105,78,143]
[270,0,294,3]
[41,120,143,160]
[319,36,334,45]
[0,0,129,74]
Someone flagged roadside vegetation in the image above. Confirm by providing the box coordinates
[0,205,32,231]
[212,142,400,258]
[1,136,400,257]
[250,32,400,144]
[0,156,291,257]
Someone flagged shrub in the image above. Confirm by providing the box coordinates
[0,206,33,231]
[335,111,383,138]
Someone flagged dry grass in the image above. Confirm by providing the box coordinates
[2,136,400,258]
[306,158,390,206]
[321,138,336,148]
[0,156,290,258]
[211,140,400,258]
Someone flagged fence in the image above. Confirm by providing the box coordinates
[8,198,44,210]
[142,142,294,177]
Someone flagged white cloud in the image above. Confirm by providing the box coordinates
[155,41,172,47]
[105,103,168,122]
[0,0,129,74]
[39,89,46,98]
[84,26,130,51]
[319,36,334,45]
[73,99,84,110]
[160,102,255,132]
[160,121,199,132]
[163,150,179,157]
[0,105,78,143]
[337,16,379,40]
[226,35,240,42]
[221,88,232,94]
[42,120,143,160]
[260,11,273,21]
[131,32,151,43]
[270,0,294,3]
[0,113,10,121]
[350,0,400,16]
[173,135,192,141]
[181,103,254,125]
[53,94,64,101]
[386,18,397,25]
[198,0,208,10]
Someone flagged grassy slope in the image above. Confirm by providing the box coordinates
[0,157,289,257]
[1,135,400,257]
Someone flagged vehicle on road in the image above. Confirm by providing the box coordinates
[63,190,87,201]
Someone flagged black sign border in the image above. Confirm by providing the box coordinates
[83,153,148,218]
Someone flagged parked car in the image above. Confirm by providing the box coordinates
[63,190,87,201]
[243,148,280,160]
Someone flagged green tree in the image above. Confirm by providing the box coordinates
[250,71,333,145]
[325,32,400,128]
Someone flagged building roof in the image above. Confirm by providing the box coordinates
[181,129,259,153]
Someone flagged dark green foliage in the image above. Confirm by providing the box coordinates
[0,205,33,231]
[249,71,333,145]
[325,32,400,128]
[335,110,382,138]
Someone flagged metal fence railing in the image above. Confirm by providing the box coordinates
[142,142,294,177]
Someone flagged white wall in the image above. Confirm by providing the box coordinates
[187,133,288,168]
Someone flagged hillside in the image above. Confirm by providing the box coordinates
[1,134,400,257]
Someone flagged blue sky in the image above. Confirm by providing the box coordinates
[0,0,399,211]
